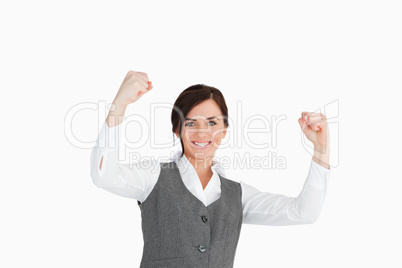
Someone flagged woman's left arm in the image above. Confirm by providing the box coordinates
[241,160,330,225]
[241,112,331,226]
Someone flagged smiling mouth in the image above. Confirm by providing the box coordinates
[192,141,212,148]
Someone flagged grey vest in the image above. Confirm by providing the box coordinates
[137,161,243,268]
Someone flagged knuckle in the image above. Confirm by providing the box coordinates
[137,71,149,79]
[127,70,137,76]
[127,71,139,81]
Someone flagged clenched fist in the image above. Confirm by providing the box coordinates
[114,70,153,106]
[298,112,330,153]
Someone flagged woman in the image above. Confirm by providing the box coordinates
[90,70,331,267]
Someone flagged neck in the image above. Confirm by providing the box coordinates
[184,153,214,174]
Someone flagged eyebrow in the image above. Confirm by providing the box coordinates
[184,116,221,121]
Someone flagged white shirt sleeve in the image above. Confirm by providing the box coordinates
[89,121,160,203]
[241,160,331,225]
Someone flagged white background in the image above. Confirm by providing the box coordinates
[1,0,401,267]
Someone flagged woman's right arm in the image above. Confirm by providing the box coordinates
[90,71,158,202]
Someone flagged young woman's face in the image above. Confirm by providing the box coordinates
[175,99,227,164]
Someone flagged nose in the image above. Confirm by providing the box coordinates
[194,121,211,138]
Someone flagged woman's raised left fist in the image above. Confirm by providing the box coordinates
[298,112,329,152]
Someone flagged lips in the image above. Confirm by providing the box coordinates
[192,141,212,149]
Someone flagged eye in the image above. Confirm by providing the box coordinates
[207,121,217,126]
[185,122,195,127]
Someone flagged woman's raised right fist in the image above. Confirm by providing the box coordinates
[114,70,153,106]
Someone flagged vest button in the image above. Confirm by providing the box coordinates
[198,244,207,253]
[201,215,208,223]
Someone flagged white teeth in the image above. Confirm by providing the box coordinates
[194,142,210,147]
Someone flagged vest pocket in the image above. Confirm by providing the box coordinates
[141,257,184,267]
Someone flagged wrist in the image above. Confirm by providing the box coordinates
[112,98,130,108]
[106,101,128,128]
[312,144,330,169]
[313,143,327,154]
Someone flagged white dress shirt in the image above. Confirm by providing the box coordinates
[90,121,331,225]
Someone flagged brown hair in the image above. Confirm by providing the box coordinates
[171,84,229,158]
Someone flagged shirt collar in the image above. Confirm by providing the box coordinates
[168,150,227,178]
